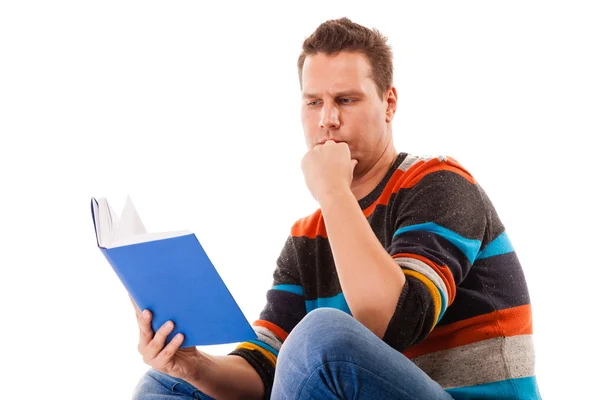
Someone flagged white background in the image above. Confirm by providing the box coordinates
[1,1,598,398]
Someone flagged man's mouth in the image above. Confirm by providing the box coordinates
[318,139,343,145]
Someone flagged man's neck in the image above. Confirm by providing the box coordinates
[350,145,397,201]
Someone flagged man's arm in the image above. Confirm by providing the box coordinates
[319,188,405,339]
[300,140,405,339]
[185,354,264,400]
[308,148,488,354]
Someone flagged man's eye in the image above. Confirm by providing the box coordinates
[339,98,353,104]
[307,101,320,106]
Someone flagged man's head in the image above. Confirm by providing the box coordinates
[298,18,398,174]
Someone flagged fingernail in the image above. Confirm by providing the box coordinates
[142,310,148,319]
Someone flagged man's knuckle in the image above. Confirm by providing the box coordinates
[162,347,173,359]
[147,340,159,352]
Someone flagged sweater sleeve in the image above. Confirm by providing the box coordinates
[228,235,306,400]
[382,156,487,352]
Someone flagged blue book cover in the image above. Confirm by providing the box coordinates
[90,196,257,348]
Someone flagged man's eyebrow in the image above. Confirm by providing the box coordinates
[302,90,364,99]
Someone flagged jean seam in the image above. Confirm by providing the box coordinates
[298,360,415,400]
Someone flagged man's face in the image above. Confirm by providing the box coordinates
[300,51,393,171]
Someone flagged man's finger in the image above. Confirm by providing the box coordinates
[138,309,154,349]
[145,320,175,361]
[154,333,185,367]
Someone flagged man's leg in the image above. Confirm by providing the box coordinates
[132,368,215,400]
[272,308,453,400]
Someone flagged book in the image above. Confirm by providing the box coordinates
[90,196,257,348]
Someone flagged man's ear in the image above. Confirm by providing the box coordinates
[385,86,398,123]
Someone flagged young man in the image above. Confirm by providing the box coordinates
[132,18,541,400]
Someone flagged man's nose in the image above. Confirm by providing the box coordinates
[319,104,340,129]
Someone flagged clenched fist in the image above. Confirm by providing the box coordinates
[301,140,358,204]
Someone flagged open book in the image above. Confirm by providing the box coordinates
[91,196,257,347]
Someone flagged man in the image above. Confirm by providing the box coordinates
[132,17,541,400]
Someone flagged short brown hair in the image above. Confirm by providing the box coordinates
[297,17,394,99]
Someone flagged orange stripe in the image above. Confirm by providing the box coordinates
[400,158,476,189]
[236,342,277,367]
[393,253,456,305]
[363,169,406,217]
[402,304,533,359]
[254,320,289,342]
[291,209,326,239]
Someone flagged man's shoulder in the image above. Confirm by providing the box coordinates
[399,153,466,170]
[393,153,476,186]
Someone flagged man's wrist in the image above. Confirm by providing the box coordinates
[318,187,355,214]
[186,352,216,389]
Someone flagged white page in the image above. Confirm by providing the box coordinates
[94,198,115,248]
[111,195,147,244]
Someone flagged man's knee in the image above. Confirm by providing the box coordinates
[278,308,361,368]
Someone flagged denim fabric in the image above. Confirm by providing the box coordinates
[271,308,452,400]
[132,368,215,399]
[133,308,452,400]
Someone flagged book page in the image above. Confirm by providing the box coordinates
[106,200,119,243]
[94,197,117,248]
[111,196,147,244]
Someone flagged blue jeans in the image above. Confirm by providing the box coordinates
[133,308,453,399]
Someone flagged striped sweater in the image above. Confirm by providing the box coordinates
[229,153,541,399]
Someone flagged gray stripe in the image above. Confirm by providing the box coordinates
[398,154,421,171]
[394,257,448,305]
[411,335,536,389]
[254,326,283,352]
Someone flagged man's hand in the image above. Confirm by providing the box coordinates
[130,296,210,384]
[301,140,358,204]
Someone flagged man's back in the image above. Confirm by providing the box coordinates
[229,152,540,399]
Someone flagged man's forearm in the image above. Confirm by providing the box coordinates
[187,354,264,400]
[319,188,406,338]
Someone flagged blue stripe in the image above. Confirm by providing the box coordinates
[247,339,279,356]
[436,285,447,324]
[305,293,352,315]
[394,222,481,264]
[476,231,514,260]
[273,284,304,296]
[445,376,541,400]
